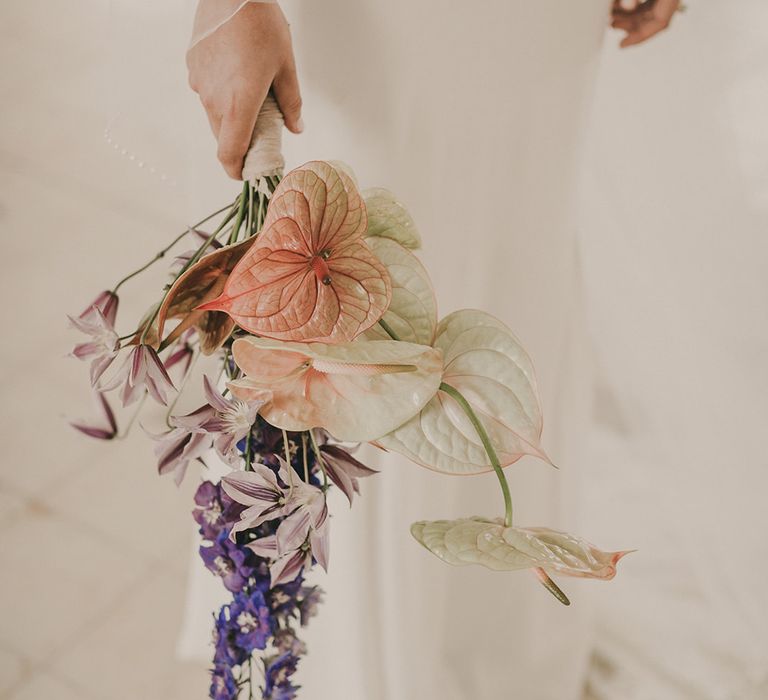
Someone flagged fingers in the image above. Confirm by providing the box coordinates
[217,81,270,180]
[273,54,304,134]
[612,0,678,48]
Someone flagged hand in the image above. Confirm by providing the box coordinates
[611,0,682,48]
[187,3,303,180]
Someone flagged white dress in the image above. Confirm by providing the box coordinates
[109,1,611,698]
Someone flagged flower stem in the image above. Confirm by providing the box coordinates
[439,382,513,528]
[301,432,309,483]
[229,181,250,245]
[308,429,329,490]
[111,203,233,293]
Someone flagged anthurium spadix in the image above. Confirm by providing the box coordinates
[411,517,630,604]
[228,336,443,442]
[198,161,392,343]
[376,309,548,474]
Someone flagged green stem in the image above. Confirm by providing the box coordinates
[229,181,250,244]
[308,429,329,490]
[301,432,309,483]
[245,429,253,471]
[112,203,233,293]
[439,382,513,527]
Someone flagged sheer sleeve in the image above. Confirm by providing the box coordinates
[189,0,277,50]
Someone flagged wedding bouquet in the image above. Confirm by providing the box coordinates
[69,98,627,700]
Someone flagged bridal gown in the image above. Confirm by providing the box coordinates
[110,1,611,698]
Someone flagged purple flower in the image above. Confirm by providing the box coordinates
[104,344,176,406]
[200,528,255,593]
[273,628,307,656]
[151,407,213,485]
[319,443,378,505]
[298,586,323,627]
[70,391,118,440]
[230,589,271,652]
[69,293,120,385]
[263,652,300,700]
[200,376,268,466]
[212,606,248,667]
[209,665,238,700]
[193,481,245,541]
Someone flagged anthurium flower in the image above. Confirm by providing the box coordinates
[198,161,392,343]
[157,237,255,355]
[227,336,443,442]
[376,309,548,474]
[411,517,630,580]
[360,236,437,345]
[69,304,120,385]
[363,188,422,249]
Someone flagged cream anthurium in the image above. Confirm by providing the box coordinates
[360,236,437,346]
[228,336,443,442]
[375,309,548,475]
[363,188,422,249]
[411,517,630,605]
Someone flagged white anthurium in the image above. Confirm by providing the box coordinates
[360,236,438,346]
[228,336,443,442]
[375,309,548,474]
[411,517,629,580]
[363,188,422,249]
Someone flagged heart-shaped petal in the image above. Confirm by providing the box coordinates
[360,237,437,345]
[157,238,255,354]
[363,188,421,249]
[228,336,443,442]
[411,517,629,580]
[200,162,391,342]
[375,309,547,474]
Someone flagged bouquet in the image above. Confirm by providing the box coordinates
[69,98,627,699]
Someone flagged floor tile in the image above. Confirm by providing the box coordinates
[0,506,147,661]
[53,567,209,700]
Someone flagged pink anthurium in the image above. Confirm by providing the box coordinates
[198,161,392,343]
[227,335,443,442]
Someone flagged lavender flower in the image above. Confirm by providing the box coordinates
[151,407,213,485]
[104,344,175,406]
[70,391,117,440]
[319,443,378,505]
[200,528,255,593]
[263,652,300,700]
[193,481,245,541]
[230,589,272,652]
[209,665,238,700]
[69,294,120,385]
[201,376,269,466]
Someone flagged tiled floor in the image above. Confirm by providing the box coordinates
[0,1,219,697]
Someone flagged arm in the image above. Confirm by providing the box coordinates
[187,1,302,180]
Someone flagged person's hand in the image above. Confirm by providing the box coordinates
[187,3,302,180]
[611,0,682,48]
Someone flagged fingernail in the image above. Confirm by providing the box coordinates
[296,117,305,133]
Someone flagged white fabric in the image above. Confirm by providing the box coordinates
[189,0,276,50]
[578,2,768,698]
[180,2,611,699]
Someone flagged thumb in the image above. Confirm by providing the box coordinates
[273,55,304,134]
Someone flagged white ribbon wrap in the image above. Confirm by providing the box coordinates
[242,93,285,185]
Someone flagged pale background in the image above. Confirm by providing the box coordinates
[1,1,767,699]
